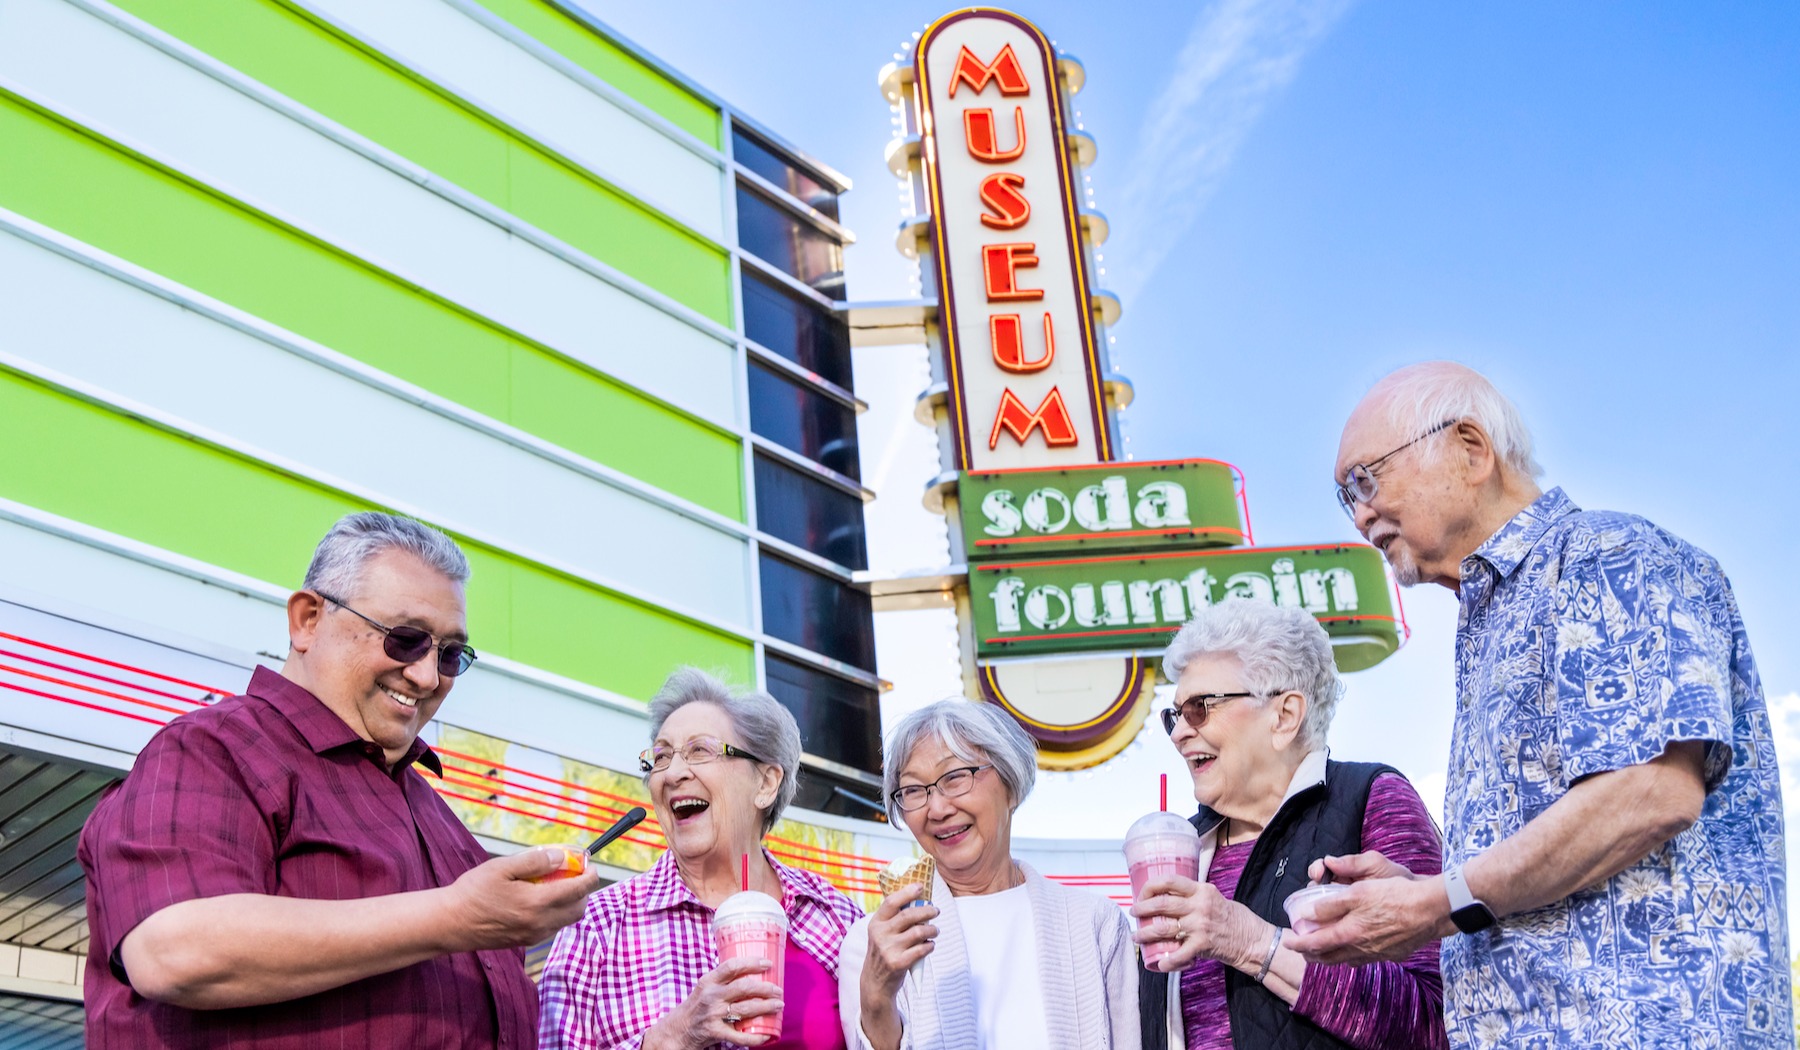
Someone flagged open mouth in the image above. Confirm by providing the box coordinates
[669,797,710,823]
[932,823,972,846]
[1186,752,1217,774]
[382,686,419,710]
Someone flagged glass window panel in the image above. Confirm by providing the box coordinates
[765,653,881,774]
[758,551,876,672]
[754,454,867,571]
[740,269,853,388]
[736,184,844,294]
[733,125,840,220]
[747,361,860,480]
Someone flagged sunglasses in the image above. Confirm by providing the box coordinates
[315,592,478,678]
[1159,691,1278,734]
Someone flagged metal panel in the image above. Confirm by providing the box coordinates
[0,748,117,956]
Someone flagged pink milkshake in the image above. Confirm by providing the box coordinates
[713,890,788,1039]
[1124,811,1203,967]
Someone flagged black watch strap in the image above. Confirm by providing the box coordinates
[1444,863,1497,934]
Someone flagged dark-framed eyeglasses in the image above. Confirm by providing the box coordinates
[890,764,994,813]
[638,736,765,775]
[315,592,477,677]
[1334,419,1459,518]
[1159,691,1279,735]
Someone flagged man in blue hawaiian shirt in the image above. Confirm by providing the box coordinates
[1288,361,1790,1048]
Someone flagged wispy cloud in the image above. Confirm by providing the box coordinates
[1107,0,1354,299]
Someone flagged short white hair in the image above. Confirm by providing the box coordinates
[303,512,469,598]
[1373,362,1543,478]
[1162,600,1342,752]
[881,700,1037,825]
[647,668,802,835]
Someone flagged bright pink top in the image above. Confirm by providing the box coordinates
[762,940,846,1050]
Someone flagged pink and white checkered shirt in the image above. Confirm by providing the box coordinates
[538,848,864,1050]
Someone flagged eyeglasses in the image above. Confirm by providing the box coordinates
[890,764,994,813]
[316,592,477,677]
[1334,419,1459,518]
[639,736,765,775]
[1159,691,1279,735]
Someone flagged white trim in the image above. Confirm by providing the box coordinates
[0,209,751,542]
[0,356,757,640]
[0,720,139,774]
[0,971,82,1003]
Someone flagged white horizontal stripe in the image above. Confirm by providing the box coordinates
[0,0,740,427]
[293,0,726,242]
[0,227,754,630]
[0,520,659,775]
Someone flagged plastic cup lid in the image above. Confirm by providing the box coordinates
[1125,811,1200,841]
[1282,882,1351,914]
[715,890,788,926]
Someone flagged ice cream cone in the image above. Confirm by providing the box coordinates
[879,854,935,905]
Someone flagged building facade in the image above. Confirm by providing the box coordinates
[0,0,904,1036]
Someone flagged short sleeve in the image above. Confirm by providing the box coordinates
[1552,540,1734,788]
[79,720,279,977]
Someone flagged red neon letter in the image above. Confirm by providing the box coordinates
[978,173,1031,229]
[982,243,1043,302]
[948,44,1030,98]
[988,387,1080,449]
[964,107,1027,162]
[990,313,1055,373]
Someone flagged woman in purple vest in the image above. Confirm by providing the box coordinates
[1133,600,1448,1050]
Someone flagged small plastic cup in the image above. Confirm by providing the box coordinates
[1123,812,1202,967]
[527,845,588,883]
[1282,883,1353,935]
[714,891,788,1039]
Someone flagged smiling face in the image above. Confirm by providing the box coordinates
[897,735,1015,894]
[286,548,464,767]
[648,702,778,865]
[1169,652,1303,823]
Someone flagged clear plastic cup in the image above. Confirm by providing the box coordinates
[1123,811,1202,967]
[1282,883,1353,935]
[713,890,788,1039]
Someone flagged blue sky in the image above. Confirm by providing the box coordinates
[582,0,1800,873]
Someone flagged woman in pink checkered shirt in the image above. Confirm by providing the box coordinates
[538,669,864,1050]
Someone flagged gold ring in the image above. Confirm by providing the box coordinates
[725,1012,741,1025]
[1174,917,1188,943]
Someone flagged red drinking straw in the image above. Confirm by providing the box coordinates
[741,853,749,893]
[1160,773,1167,812]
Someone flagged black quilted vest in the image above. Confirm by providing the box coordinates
[1138,760,1400,1050]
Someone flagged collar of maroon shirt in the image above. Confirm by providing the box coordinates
[244,664,444,778]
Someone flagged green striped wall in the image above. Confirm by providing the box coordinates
[107,0,733,325]
[0,368,756,699]
[473,0,722,146]
[0,91,744,521]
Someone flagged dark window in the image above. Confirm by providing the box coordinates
[741,269,853,388]
[733,125,840,220]
[759,551,876,672]
[765,653,881,775]
[736,185,844,294]
[747,361,860,480]
[754,454,867,571]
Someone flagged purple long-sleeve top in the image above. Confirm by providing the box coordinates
[1179,772,1448,1050]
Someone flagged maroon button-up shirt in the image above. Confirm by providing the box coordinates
[79,666,537,1048]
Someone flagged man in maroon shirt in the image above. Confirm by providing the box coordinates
[79,512,601,1048]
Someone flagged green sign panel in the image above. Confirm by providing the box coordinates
[971,544,1399,671]
[958,458,1245,560]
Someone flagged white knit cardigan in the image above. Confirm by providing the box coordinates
[838,861,1141,1050]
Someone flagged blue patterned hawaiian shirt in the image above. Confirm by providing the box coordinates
[1441,488,1790,1049]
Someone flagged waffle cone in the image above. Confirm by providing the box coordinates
[879,855,935,903]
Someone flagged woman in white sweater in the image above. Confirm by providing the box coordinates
[838,700,1139,1050]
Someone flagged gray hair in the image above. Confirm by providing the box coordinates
[1161,600,1342,752]
[1373,362,1543,479]
[303,512,470,598]
[881,700,1037,825]
[647,667,801,834]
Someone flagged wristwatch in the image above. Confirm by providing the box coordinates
[1443,863,1498,934]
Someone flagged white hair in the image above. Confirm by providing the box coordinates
[647,668,802,834]
[1162,599,1342,752]
[881,700,1037,825]
[1374,362,1543,478]
[303,512,469,598]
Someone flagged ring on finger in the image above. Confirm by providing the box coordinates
[1175,916,1188,943]
[724,1011,742,1025]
